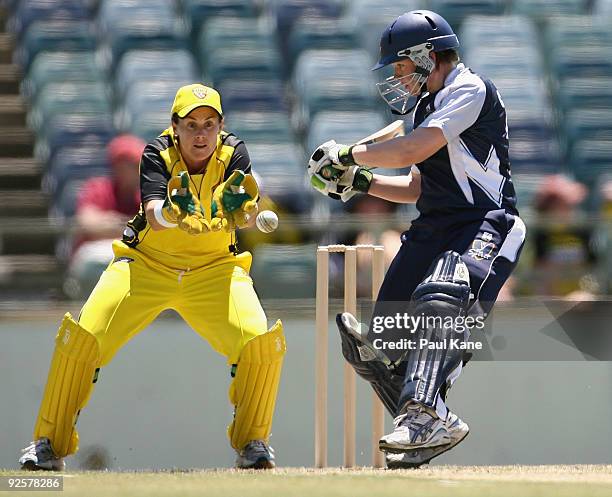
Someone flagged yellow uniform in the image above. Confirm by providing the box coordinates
[28,85,285,463]
[90,127,266,365]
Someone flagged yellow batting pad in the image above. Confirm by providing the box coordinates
[34,313,101,457]
[228,320,286,450]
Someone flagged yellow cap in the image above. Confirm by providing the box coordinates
[171,84,223,118]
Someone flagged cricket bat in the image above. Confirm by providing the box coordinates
[318,120,405,180]
[355,119,405,145]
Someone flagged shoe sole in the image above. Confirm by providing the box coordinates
[385,430,470,469]
[236,457,275,470]
[20,460,64,472]
[379,434,452,453]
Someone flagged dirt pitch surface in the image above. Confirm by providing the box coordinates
[2,465,612,497]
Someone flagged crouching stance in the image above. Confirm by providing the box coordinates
[19,84,286,471]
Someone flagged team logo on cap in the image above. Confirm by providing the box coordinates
[192,86,207,99]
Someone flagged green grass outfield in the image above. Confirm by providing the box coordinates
[2,466,612,497]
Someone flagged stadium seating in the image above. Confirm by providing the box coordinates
[267,0,345,47]
[15,20,96,70]
[10,1,609,190]
[114,49,198,100]
[224,111,294,144]
[130,112,171,142]
[101,18,189,72]
[183,0,259,35]
[593,0,612,15]
[292,49,378,129]
[428,0,505,27]
[50,178,88,220]
[250,244,317,298]
[510,0,587,19]
[345,0,425,59]
[569,140,612,183]
[306,111,386,154]
[4,0,612,302]
[28,81,112,139]
[35,114,115,164]
[461,15,538,53]
[247,142,313,213]
[117,80,186,132]
[7,0,93,40]
[460,15,562,175]
[512,173,550,209]
[248,143,304,184]
[43,145,109,197]
[97,0,178,32]
[543,15,612,52]
[563,109,612,154]
[199,16,275,48]
[508,134,562,174]
[22,51,105,101]
[205,46,283,85]
[217,80,288,113]
[287,17,359,67]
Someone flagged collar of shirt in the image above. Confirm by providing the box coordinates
[443,62,467,88]
[418,63,468,107]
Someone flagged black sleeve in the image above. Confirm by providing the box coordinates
[223,136,252,180]
[140,143,171,203]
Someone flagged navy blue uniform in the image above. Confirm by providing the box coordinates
[367,63,527,419]
[377,64,526,316]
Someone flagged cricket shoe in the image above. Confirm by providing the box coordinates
[235,440,276,469]
[19,438,65,471]
[379,402,451,453]
[385,410,469,469]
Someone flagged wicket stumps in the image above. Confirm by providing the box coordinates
[315,244,386,468]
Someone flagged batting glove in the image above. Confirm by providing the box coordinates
[307,140,358,181]
[210,170,259,232]
[310,165,373,202]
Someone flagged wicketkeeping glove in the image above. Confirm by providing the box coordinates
[210,170,259,232]
[164,172,211,235]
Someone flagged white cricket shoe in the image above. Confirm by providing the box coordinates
[385,410,469,468]
[379,402,451,453]
[235,440,276,469]
[19,438,65,471]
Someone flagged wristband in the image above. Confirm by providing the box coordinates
[153,201,178,228]
[338,145,357,167]
[352,167,373,193]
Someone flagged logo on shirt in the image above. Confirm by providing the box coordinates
[192,86,208,99]
[468,233,497,261]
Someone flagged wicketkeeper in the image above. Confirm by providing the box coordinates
[308,10,526,468]
[19,84,286,471]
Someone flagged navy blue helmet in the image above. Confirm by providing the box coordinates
[373,10,459,114]
[373,10,459,71]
